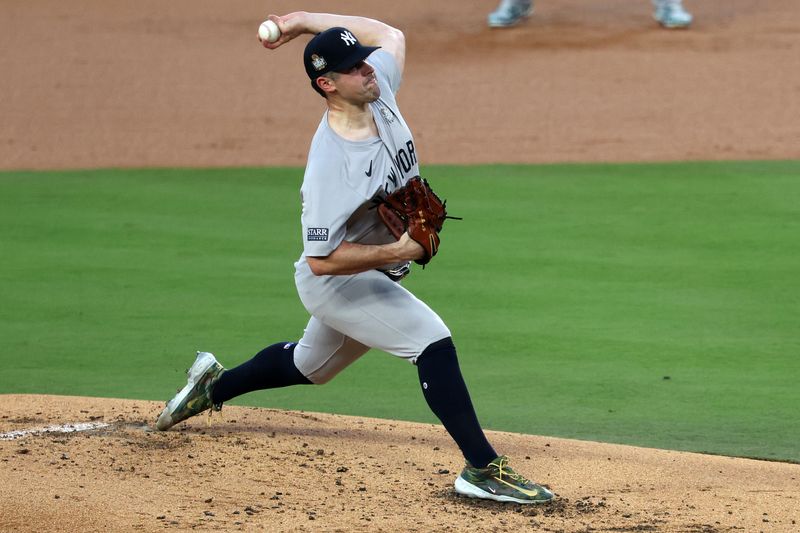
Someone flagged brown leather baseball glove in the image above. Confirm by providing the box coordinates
[376,176,460,266]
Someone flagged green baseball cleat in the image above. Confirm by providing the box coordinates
[156,351,225,431]
[454,455,554,504]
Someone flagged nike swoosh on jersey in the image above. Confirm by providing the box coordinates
[365,160,373,177]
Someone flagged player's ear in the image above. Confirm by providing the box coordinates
[316,75,336,95]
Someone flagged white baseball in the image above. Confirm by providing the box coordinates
[258,20,281,43]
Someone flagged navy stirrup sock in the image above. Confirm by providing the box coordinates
[416,337,497,469]
[211,342,311,405]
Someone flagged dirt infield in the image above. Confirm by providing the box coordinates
[1,395,798,532]
[2,1,800,531]
[1,0,799,170]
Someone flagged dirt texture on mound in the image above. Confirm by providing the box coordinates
[2,0,800,531]
[1,395,798,532]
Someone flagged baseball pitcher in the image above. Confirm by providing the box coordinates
[155,11,553,505]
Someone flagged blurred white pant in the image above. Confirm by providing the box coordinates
[293,262,451,383]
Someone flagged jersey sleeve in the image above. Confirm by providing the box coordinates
[300,158,367,258]
[367,49,402,95]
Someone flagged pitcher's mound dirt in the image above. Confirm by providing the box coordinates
[1,395,798,532]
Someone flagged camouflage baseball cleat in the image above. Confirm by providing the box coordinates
[454,455,554,504]
[155,351,225,431]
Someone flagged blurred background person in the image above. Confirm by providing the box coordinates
[487,0,692,29]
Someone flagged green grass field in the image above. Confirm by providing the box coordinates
[1,161,798,461]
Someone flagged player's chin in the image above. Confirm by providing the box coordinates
[365,80,380,100]
[365,87,380,102]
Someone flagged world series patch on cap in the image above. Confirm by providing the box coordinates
[303,27,380,79]
[310,54,327,72]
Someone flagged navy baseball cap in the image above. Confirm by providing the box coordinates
[303,27,379,80]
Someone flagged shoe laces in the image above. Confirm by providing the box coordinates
[206,403,223,427]
[492,456,531,484]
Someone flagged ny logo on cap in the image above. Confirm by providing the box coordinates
[340,30,357,46]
